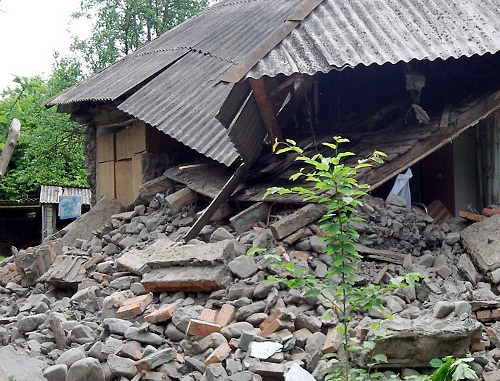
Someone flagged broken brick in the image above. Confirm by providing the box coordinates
[116,293,153,319]
[259,307,285,331]
[186,318,221,338]
[144,303,176,324]
[260,318,295,338]
[293,328,312,348]
[215,304,236,327]
[476,309,492,321]
[199,308,217,323]
[204,342,231,366]
[322,327,342,353]
[470,340,488,352]
[93,272,112,283]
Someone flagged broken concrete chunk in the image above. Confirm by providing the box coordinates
[228,255,259,279]
[285,363,316,381]
[461,214,500,273]
[142,265,233,293]
[117,239,243,275]
[43,255,88,289]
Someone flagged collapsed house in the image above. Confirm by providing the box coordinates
[45,0,500,234]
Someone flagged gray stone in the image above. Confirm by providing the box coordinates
[445,232,461,246]
[101,290,135,319]
[433,301,455,319]
[386,194,407,208]
[43,364,67,381]
[66,358,105,381]
[118,236,142,248]
[253,281,277,300]
[124,327,163,346]
[210,227,235,242]
[206,363,228,381]
[295,314,322,333]
[69,324,97,344]
[172,306,203,332]
[88,342,106,361]
[436,265,453,279]
[165,322,186,341]
[454,301,472,318]
[461,215,500,273]
[17,313,47,333]
[110,275,141,290]
[185,356,207,373]
[491,267,500,284]
[136,348,174,371]
[220,322,255,339]
[228,283,255,300]
[417,253,435,267]
[101,336,124,359]
[103,318,134,336]
[107,354,138,378]
[0,326,9,345]
[56,348,86,368]
[457,254,478,286]
[235,301,266,321]
[309,236,326,254]
[0,346,46,381]
[305,332,326,371]
[228,255,259,279]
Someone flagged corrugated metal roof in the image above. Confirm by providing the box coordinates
[39,185,91,205]
[47,0,303,166]
[247,0,500,78]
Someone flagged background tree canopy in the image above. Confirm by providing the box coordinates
[71,0,208,73]
[0,0,208,201]
[0,56,88,200]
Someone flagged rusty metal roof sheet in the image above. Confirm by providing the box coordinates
[40,185,91,205]
[247,0,500,78]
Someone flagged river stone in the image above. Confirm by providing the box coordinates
[67,358,106,381]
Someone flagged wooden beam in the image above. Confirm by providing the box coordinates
[183,164,248,242]
[363,89,500,190]
[249,78,283,143]
[0,119,21,184]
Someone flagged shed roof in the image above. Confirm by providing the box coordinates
[39,185,91,205]
[47,0,500,166]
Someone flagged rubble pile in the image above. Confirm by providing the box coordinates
[1,190,500,381]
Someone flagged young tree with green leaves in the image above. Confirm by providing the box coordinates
[0,55,87,200]
[71,0,208,73]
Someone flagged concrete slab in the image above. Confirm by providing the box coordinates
[117,239,244,275]
[461,214,500,273]
[61,196,123,247]
[141,265,233,292]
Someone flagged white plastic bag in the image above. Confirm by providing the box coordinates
[389,168,413,211]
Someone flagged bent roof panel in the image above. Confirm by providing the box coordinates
[247,0,500,78]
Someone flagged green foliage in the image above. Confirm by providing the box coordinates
[263,137,422,381]
[71,0,208,73]
[0,56,88,200]
[429,357,477,381]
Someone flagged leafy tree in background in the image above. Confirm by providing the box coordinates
[71,0,208,73]
[0,55,88,200]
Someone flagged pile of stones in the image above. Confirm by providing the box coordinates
[1,192,500,381]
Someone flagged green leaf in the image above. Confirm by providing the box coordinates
[429,358,444,368]
[246,247,266,257]
[372,353,388,364]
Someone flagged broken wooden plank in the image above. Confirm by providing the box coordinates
[439,104,452,129]
[355,244,405,265]
[230,202,270,234]
[374,265,390,285]
[270,204,326,240]
[459,211,487,222]
[165,188,197,214]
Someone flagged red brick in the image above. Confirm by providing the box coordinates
[295,251,311,261]
[116,293,153,319]
[260,318,294,338]
[492,308,500,320]
[476,309,492,321]
[186,318,221,338]
[293,328,312,347]
[215,304,236,327]
[277,329,293,340]
[144,303,176,324]
[470,340,487,352]
[322,327,342,353]
[228,338,239,350]
[0,262,21,285]
[93,272,112,283]
[259,307,285,331]
[141,371,170,381]
[199,308,217,323]
[204,343,231,365]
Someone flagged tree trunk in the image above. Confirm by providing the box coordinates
[0,118,21,184]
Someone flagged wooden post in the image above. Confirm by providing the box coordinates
[183,163,248,242]
[249,78,283,143]
[0,118,21,184]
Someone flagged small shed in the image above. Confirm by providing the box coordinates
[40,185,92,241]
